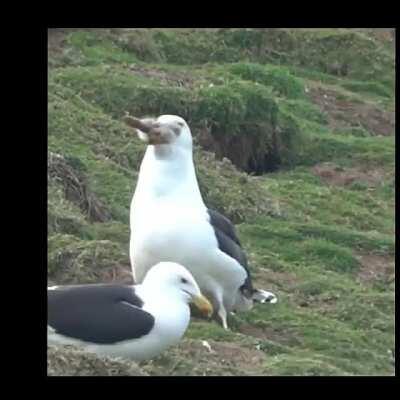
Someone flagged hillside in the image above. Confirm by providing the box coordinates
[47,28,395,376]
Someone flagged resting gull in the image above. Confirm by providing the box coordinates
[47,262,213,360]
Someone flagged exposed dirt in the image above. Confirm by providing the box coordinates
[355,28,395,46]
[48,344,146,376]
[237,324,302,347]
[255,269,299,289]
[142,339,266,375]
[307,86,394,136]
[128,65,196,89]
[48,29,69,59]
[355,253,395,285]
[311,162,390,188]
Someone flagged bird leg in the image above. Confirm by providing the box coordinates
[217,305,229,330]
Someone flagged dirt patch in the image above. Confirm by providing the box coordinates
[48,29,69,58]
[308,86,394,136]
[48,344,145,376]
[355,253,395,285]
[255,269,300,291]
[356,28,395,45]
[237,324,301,347]
[311,162,390,188]
[128,65,196,88]
[142,339,266,375]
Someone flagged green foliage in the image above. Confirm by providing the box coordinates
[48,234,128,284]
[341,81,393,99]
[279,99,328,125]
[47,28,394,376]
[302,239,359,273]
[296,133,395,168]
[48,182,89,236]
[295,224,394,255]
[65,30,138,66]
[229,63,305,99]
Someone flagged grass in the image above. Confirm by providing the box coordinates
[47,28,394,376]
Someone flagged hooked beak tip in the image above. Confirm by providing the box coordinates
[192,294,213,318]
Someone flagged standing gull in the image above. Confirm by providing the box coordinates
[48,262,213,361]
[126,114,277,329]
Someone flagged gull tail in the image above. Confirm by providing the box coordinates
[252,289,278,304]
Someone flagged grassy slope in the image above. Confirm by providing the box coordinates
[47,28,395,375]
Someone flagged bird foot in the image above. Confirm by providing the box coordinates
[201,340,215,353]
[253,289,278,304]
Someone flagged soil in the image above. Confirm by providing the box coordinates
[355,253,395,285]
[307,86,394,136]
[128,65,196,89]
[143,339,267,375]
[311,162,390,188]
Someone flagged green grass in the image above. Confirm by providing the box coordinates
[47,28,394,376]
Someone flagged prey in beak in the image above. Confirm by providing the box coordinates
[191,293,213,318]
[123,115,169,145]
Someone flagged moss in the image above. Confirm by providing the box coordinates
[47,345,145,376]
[301,239,360,273]
[195,84,247,130]
[115,29,164,62]
[264,353,348,376]
[186,320,237,342]
[341,81,393,99]
[279,98,328,125]
[195,150,280,223]
[83,221,130,245]
[229,63,305,99]
[48,234,128,284]
[295,224,394,255]
[153,29,221,64]
[64,30,138,66]
[335,126,372,138]
[296,132,395,168]
[48,182,89,236]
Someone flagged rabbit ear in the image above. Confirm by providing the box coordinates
[123,115,158,133]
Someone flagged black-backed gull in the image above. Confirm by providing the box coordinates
[47,262,213,360]
[126,115,277,330]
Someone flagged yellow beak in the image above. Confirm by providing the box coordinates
[192,294,213,318]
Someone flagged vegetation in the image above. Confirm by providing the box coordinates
[47,28,395,375]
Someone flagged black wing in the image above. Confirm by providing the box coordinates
[207,209,254,293]
[48,284,155,344]
[207,208,241,246]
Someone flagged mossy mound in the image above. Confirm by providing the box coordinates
[48,234,130,284]
[51,64,303,173]
[195,150,281,222]
[47,345,145,376]
[48,182,88,236]
[48,152,111,223]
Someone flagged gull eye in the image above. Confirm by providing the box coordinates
[177,122,184,127]
[181,277,188,284]
[172,126,181,135]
